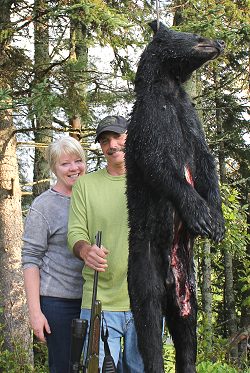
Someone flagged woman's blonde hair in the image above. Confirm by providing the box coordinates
[46,137,86,174]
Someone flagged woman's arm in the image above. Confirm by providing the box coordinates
[23,266,51,342]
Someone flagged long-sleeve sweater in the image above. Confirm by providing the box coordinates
[22,189,84,299]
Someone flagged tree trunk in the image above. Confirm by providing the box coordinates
[33,0,52,197]
[0,2,31,354]
[68,1,88,140]
[224,251,238,360]
[215,86,238,361]
[0,117,31,352]
[201,240,213,354]
[239,193,250,365]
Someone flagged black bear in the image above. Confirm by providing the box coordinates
[125,21,225,373]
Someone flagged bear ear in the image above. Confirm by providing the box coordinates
[148,20,167,35]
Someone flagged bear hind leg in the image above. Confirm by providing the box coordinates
[128,241,165,373]
[166,299,197,373]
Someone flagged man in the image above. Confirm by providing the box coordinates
[68,115,144,372]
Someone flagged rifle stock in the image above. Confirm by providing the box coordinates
[83,231,102,373]
[84,300,102,372]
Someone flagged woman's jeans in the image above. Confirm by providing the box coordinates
[40,296,82,373]
[80,309,144,373]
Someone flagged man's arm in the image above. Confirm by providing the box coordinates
[73,240,109,272]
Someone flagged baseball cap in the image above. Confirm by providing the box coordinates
[95,115,128,143]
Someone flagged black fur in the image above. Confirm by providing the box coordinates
[126,21,225,373]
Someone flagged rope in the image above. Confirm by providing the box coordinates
[156,0,160,30]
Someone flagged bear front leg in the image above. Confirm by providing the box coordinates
[194,148,225,242]
[128,237,165,373]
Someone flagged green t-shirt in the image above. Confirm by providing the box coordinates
[68,168,130,311]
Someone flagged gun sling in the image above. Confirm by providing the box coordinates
[101,314,117,373]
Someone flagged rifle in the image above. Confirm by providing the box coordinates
[68,231,117,373]
[84,231,117,373]
[83,231,102,373]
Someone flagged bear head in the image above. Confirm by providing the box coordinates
[136,20,225,85]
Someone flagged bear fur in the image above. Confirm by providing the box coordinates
[125,21,225,373]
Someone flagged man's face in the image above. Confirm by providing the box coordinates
[99,131,127,167]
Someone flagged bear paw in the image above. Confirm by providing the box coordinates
[182,198,213,238]
[210,208,225,242]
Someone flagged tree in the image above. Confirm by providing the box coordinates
[32,0,53,197]
[0,0,31,356]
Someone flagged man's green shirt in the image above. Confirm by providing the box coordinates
[68,168,130,311]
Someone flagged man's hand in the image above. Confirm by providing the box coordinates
[73,240,109,272]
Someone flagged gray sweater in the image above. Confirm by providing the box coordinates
[22,189,84,299]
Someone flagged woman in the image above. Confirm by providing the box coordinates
[22,136,86,373]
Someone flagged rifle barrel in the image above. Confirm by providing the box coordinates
[84,231,102,373]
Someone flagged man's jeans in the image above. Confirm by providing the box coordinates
[40,296,82,373]
[80,309,144,373]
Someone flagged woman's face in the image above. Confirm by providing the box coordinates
[54,152,85,193]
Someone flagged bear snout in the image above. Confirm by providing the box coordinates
[216,39,225,52]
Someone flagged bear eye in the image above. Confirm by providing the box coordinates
[194,34,205,43]
[193,34,202,40]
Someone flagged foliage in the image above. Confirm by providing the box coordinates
[197,360,246,373]
[216,185,249,326]
[4,0,154,121]
[33,341,49,373]
[163,337,175,372]
[0,324,48,372]
[194,174,248,369]
[162,342,250,372]
[197,315,227,362]
[220,185,249,256]
[196,184,249,337]
[0,88,12,109]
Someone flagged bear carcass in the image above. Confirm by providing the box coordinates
[126,21,225,373]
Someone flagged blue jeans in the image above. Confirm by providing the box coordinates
[40,296,82,373]
[80,309,144,373]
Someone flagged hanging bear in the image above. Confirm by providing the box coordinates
[125,21,225,373]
